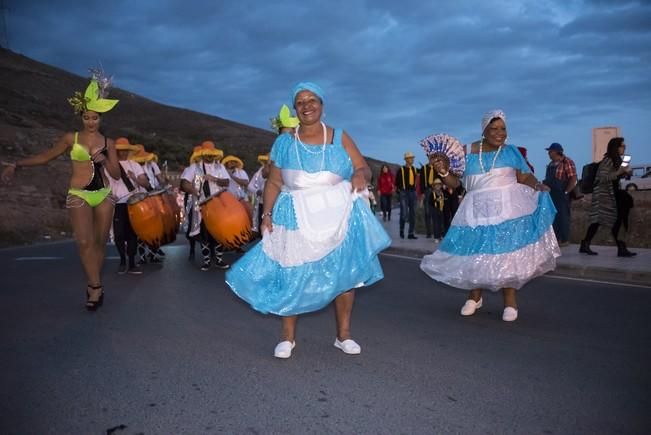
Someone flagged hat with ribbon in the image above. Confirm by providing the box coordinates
[257,153,270,162]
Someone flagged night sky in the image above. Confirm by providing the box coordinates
[5,0,651,172]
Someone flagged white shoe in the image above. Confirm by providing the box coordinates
[273,340,295,358]
[334,338,361,355]
[502,307,518,322]
[460,298,483,316]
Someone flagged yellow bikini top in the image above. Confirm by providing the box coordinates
[70,132,92,162]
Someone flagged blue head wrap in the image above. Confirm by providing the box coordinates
[292,81,325,105]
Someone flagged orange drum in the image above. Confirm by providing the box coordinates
[127,190,176,249]
[163,189,182,230]
[199,190,252,249]
[148,189,177,245]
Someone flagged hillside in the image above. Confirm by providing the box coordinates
[0,48,396,246]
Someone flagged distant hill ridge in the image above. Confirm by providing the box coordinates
[0,48,394,245]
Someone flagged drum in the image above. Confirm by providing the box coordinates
[127,190,176,249]
[199,190,252,249]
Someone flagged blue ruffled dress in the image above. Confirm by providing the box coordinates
[226,129,391,315]
[420,145,560,290]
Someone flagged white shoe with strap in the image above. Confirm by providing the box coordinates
[273,341,295,359]
[460,298,483,316]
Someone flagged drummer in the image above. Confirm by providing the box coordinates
[130,147,166,264]
[247,154,270,234]
[181,146,203,261]
[107,138,150,274]
[180,141,231,271]
[222,155,250,198]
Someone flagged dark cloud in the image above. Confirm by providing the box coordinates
[4,0,650,171]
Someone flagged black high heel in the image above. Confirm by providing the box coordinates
[86,284,104,311]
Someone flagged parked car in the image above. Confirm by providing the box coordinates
[620,164,651,191]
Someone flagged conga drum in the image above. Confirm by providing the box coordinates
[148,189,177,245]
[127,192,166,249]
[199,190,252,249]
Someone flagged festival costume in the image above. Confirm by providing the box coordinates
[66,133,112,207]
[65,69,119,209]
[420,143,560,290]
[226,128,391,316]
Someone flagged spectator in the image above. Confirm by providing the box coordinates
[543,143,577,246]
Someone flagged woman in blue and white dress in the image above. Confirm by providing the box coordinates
[420,110,560,322]
[226,82,390,358]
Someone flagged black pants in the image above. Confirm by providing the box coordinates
[113,203,138,265]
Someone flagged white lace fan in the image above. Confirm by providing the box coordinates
[419,133,466,177]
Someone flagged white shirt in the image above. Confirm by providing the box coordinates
[181,161,230,198]
[227,167,249,199]
[106,160,146,203]
[247,167,266,203]
[143,161,162,190]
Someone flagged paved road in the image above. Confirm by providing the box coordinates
[1,241,650,434]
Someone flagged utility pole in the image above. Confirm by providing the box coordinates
[0,0,8,49]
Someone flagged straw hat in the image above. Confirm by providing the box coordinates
[130,148,154,163]
[190,145,203,163]
[200,141,224,159]
[222,155,244,169]
[115,137,138,151]
[257,153,270,163]
[404,151,415,159]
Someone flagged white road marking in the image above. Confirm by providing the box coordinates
[15,256,64,261]
[379,252,651,289]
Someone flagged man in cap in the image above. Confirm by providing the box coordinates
[543,142,577,246]
[395,151,418,239]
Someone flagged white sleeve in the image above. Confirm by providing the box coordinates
[131,161,145,177]
[181,165,196,182]
[237,168,250,182]
[151,162,161,175]
[215,164,230,179]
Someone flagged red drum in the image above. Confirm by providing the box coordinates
[199,190,252,249]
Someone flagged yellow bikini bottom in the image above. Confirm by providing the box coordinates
[66,187,113,208]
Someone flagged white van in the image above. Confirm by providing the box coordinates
[620,164,651,191]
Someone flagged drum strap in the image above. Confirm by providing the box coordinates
[202,163,211,197]
[119,163,136,191]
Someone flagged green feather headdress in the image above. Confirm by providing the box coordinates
[270,104,299,133]
[68,68,119,115]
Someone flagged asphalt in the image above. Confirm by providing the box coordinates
[380,209,651,286]
[0,237,650,434]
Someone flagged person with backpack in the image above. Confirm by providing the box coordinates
[579,137,636,257]
[543,143,577,246]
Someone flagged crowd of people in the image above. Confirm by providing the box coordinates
[0,72,639,358]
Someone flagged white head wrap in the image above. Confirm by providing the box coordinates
[481,109,506,133]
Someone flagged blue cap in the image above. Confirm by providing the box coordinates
[546,142,564,152]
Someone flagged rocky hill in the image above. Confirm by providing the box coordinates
[0,48,396,246]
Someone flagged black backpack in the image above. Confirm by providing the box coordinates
[580,162,600,194]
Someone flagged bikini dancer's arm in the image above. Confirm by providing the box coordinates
[260,162,282,234]
[1,132,73,183]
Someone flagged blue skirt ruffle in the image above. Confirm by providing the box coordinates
[226,199,390,316]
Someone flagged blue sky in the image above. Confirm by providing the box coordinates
[5,0,651,174]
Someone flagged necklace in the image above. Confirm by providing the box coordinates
[478,140,502,174]
[294,121,327,172]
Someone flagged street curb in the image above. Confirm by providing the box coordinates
[383,247,651,287]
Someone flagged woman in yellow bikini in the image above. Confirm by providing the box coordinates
[1,70,121,311]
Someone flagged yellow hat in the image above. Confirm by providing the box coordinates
[404,151,415,159]
[130,148,154,163]
[190,145,203,163]
[200,141,224,159]
[257,153,270,162]
[115,137,138,151]
[222,155,244,169]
